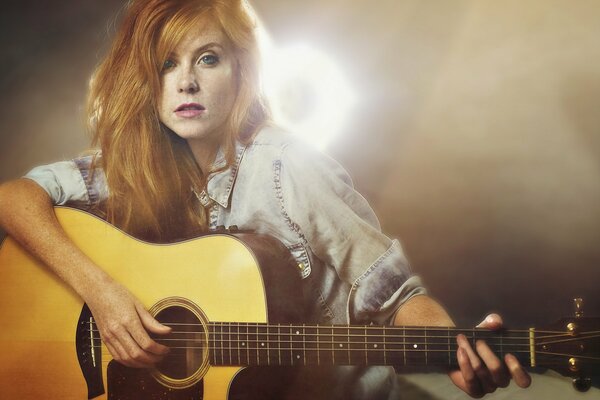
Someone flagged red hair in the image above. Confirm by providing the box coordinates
[87,0,270,241]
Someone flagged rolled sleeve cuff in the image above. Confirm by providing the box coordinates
[23,161,90,206]
[348,239,427,324]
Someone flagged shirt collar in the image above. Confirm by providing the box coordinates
[205,141,247,208]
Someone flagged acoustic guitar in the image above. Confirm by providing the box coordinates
[0,207,597,399]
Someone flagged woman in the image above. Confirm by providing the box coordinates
[0,0,530,398]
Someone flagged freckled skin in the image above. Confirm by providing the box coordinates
[158,23,237,160]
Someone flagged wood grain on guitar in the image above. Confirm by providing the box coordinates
[0,207,598,399]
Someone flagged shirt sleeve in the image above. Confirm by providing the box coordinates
[23,156,107,209]
[278,141,426,324]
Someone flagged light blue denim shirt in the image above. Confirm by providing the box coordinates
[25,126,426,399]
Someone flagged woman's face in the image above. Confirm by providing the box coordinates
[158,22,237,147]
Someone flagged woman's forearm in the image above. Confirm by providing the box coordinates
[393,294,456,327]
[0,178,113,297]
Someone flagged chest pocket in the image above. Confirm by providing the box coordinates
[286,243,335,323]
[286,243,312,279]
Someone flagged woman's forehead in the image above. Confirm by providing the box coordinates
[172,21,230,54]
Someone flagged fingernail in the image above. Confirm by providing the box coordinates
[505,353,515,364]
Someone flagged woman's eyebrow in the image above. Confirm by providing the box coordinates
[166,42,224,61]
[192,42,224,56]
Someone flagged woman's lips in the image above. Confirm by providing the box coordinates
[175,103,205,118]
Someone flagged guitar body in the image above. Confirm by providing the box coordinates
[0,207,304,399]
[1,208,598,398]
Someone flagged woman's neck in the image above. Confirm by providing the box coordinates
[187,137,222,175]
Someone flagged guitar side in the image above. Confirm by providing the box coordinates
[0,207,271,399]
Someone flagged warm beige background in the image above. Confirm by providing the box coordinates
[1,1,599,397]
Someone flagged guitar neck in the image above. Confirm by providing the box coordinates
[206,322,533,369]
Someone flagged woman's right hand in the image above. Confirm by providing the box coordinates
[84,281,171,368]
[0,180,171,368]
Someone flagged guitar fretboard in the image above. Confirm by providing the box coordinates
[205,322,531,368]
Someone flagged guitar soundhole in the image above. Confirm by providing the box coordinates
[149,298,210,389]
[153,306,205,380]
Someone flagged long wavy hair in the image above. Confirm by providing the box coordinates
[87,0,270,242]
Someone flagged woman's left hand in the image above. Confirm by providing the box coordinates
[448,313,532,398]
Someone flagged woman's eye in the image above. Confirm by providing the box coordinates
[162,59,176,71]
[199,54,219,66]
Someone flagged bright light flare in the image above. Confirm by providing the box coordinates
[261,42,357,150]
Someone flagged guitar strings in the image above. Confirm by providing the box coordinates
[86,320,574,335]
[533,333,600,345]
[86,336,535,348]
[93,345,592,357]
[84,327,598,344]
[88,334,600,363]
[85,329,535,341]
[83,322,599,363]
[84,331,598,349]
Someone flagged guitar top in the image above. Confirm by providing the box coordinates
[0,207,598,398]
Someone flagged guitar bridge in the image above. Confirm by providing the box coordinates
[76,304,105,399]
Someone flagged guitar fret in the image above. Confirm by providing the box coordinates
[211,324,216,365]
[266,324,277,366]
[234,323,240,365]
[331,326,335,364]
[228,323,232,365]
[316,324,320,366]
[245,323,257,365]
[332,326,349,364]
[273,325,289,365]
[266,324,271,365]
[427,326,450,366]
[291,325,303,365]
[241,323,248,365]
[383,326,398,366]
[403,327,407,366]
[256,324,268,366]
[255,324,260,365]
[269,324,281,365]
[424,327,428,366]
[364,326,368,365]
[220,323,225,365]
[383,325,387,365]
[348,326,366,365]
[288,325,294,365]
[447,327,451,367]
[213,323,221,365]
[366,326,385,365]
[305,325,318,366]
[347,326,350,364]
[315,326,333,365]
[405,327,426,368]
[278,324,282,365]
[303,324,306,366]
[500,332,503,360]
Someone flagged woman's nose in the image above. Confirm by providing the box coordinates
[178,73,199,94]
